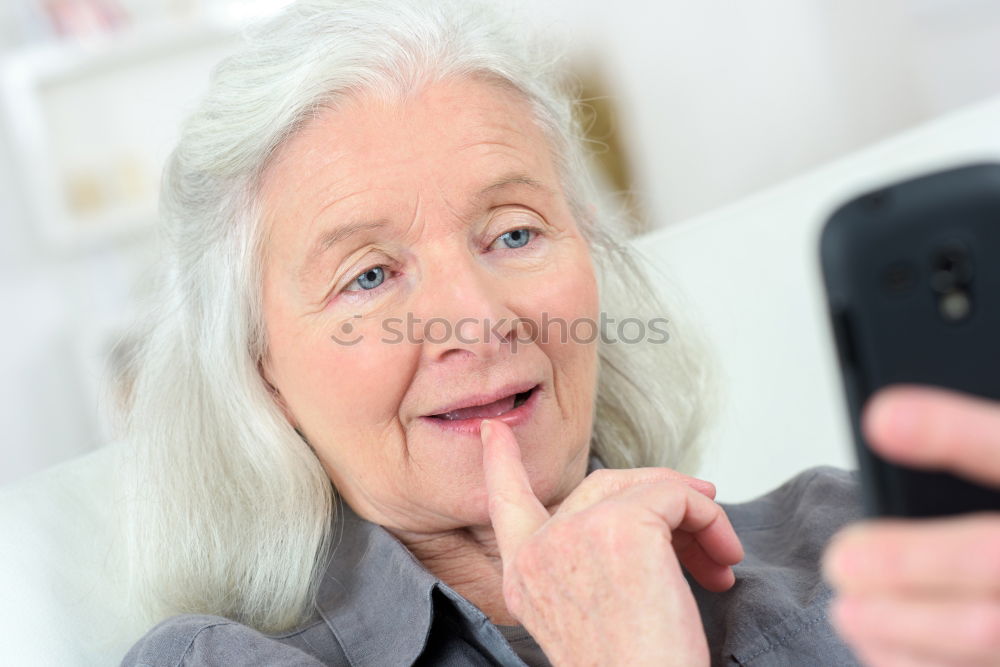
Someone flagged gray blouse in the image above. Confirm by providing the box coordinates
[121,462,865,666]
[495,624,550,667]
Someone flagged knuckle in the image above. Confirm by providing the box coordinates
[619,478,685,513]
[587,467,614,482]
[583,467,617,490]
[657,478,688,496]
[585,467,683,491]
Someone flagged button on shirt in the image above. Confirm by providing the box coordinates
[122,462,865,666]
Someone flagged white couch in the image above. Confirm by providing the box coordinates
[3,94,1000,665]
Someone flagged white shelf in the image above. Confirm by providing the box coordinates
[0,17,240,252]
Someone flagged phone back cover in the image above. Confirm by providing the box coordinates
[820,163,1000,517]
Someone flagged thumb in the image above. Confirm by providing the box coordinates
[481,419,550,561]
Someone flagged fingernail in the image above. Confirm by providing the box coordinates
[480,419,493,442]
[693,479,716,496]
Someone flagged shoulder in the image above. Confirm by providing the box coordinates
[724,465,861,538]
[691,466,865,666]
[721,465,863,605]
[119,613,339,666]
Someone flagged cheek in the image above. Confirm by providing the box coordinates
[325,341,406,425]
[519,241,600,412]
[266,308,412,446]
[519,242,600,336]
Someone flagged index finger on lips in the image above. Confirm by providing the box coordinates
[822,513,1000,596]
[481,419,550,560]
[863,385,1000,488]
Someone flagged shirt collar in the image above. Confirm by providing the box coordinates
[313,496,439,665]
[314,453,606,664]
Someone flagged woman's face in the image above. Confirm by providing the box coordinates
[260,77,600,533]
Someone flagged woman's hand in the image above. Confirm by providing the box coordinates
[822,385,1000,666]
[480,419,744,666]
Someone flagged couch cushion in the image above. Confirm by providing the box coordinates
[0,442,145,665]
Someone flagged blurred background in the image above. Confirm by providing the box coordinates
[2,0,999,487]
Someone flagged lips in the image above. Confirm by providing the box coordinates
[432,388,534,421]
[420,383,542,435]
[425,382,539,420]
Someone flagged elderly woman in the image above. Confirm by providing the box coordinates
[119,1,1000,665]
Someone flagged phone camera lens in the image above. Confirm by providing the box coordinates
[939,289,972,322]
[930,243,973,293]
[930,242,974,323]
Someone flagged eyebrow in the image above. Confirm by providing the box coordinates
[297,172,552,283]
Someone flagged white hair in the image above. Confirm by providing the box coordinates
[114,0,719,635]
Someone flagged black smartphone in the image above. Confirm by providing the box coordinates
[819,162,1000,518]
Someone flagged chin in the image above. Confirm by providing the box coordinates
[429,467,563,530]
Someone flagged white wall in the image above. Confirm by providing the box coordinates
[534,0,1000,226]
[0,118,160,483]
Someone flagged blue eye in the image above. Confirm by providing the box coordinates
[495,228,533,249]
[347,266,385,291]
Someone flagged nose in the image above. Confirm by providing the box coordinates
[412,252,521,365]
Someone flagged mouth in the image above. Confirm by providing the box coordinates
[420,384,541,434]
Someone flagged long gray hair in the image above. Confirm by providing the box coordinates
[114,0,718,635]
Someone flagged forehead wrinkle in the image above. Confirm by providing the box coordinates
[264,135,348,206]
[261,140,349,247]
[453,137,526,156]
[435,181,468,231]
[401,192,425,243]
[291,188,380,283]
[456,110,537,145]
[453,134,551,188]
[306,187,377,236]
[453,105,562,171]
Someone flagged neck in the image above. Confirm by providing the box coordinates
[389,522,519,625]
